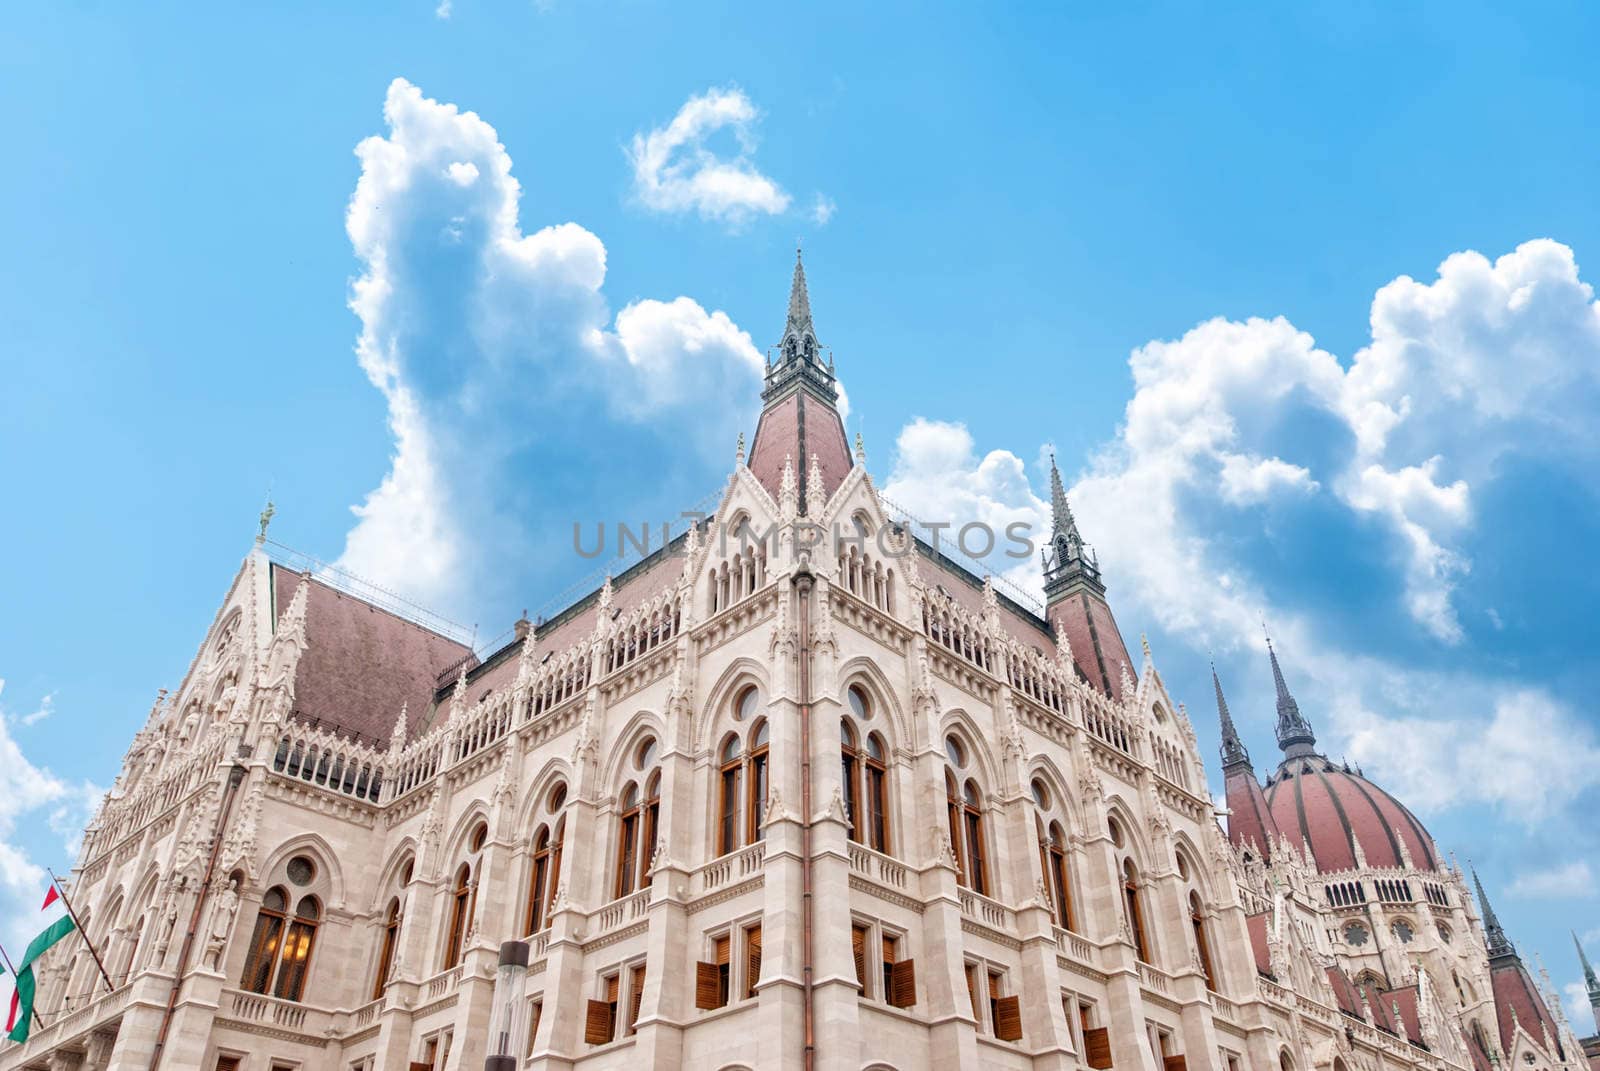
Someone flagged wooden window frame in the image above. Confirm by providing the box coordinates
[1123,860,1150,963]
[717,742,743,856]
[746,726,768,844]
[443,865,471,970]
[626,963,646,1035]
[241,887,288,995]
[841,720,862,844]
[852,922,871,997]
[639,776,660,891]
[615,786,640,899]
[1190,892,1216,992]
[963,781,989,896]
[373,897,400,1000]
[744,923,762,1000]
[526,826,552,935]
[863,735,889,854]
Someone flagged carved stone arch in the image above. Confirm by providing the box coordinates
[259,832,345,909]
[600,710,668,792]
[937,708,1001,792]
[1102,795,1152,870]
[130,863,162,913]
[713,1064,756,1071]
[369,839,419,911]
[836,656,910,749]
[695,657,772,751]
[442,802,494,864]
[517,756,576,839]
[1170,830,1216,898]
[1023,756,1080,830]
[862,1064,901,1071]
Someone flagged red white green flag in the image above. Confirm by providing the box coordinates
[6,885,77,1044]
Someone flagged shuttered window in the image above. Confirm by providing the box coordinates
[964,963,980,1023]
[744,925,762,999]
[1084,1026,1113,1069]
[1162,1057,1188,1071]
[626,964,646,1034]
[584,998,613,1045]
[987,970,1005,1035]
[880,934,897,1002]
[695,960,721,1010]
[888,958,916,1008]
[993,994,1023,1042]
[526,1000,542,1056]
[851,924,869,993]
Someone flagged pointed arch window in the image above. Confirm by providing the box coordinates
[717,736,743,855]
[747,721,768,843]
[843,687,890,854]
[944,763,989,895]
[1122,860,1150,963]
[615,784,641,898]
[1190,891,1216,991]
[842,720,862,842]
[242,887,320,1002]
[373,897,400,999]
[526,823,561,934]
[862,734,889,853]
[444,864,472,969]
[1040,820,1074,931]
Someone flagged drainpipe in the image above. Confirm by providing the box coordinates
[148,762,247,1071]
[794,569,816,1071]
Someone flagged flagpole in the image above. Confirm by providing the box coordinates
[0,944,48,1029]
[46,869,116,995]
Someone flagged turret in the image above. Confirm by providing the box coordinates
[1041,454,1134,698]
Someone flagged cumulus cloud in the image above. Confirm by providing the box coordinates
[881,239,1600,825]
[0,680,102,952]
[628,87,793,226]
[810,194,837,226]
[881,418,1050,596]
[336,79,765,610]
[1509,861,1595,900]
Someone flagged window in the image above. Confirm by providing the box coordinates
[216,1057,242,1071]
[526,820,564,934]
[241,887,321,1002]
[1342,921,1370,947]
[373,897,400,999]
[468,822,488,853]
[640,774,661,887]
[1392,919,1414,943]
[444,864,472,969]
[853,923,871,995]
[1123,860,1150,963]
[944,739,987,893]
[842,721,861,842]
[615,785,641,898]
[718,737,743,855]
[862,734,889,853]
[1039,819,1075,931]
[744,924,762,999]
[875,930,915,1008]
[613,741,660,899]
[964,962,981,1024]
[527,997,543,1055]
[626,964,646,1035]
[696,934,733,1010]
[747,722,768,843]
[988,969,1022,1042]
[286,855,316,886]
[962,781,988,895]
[585,973,619,1045]
[1190,892,1216,991]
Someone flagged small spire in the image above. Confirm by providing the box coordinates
[256,498,276,545]
[1214,663,1251,768]
[1472,866,1514,958]
[735,431,746,466]
[1575,931,1599,993]
[1264,628,1317,758]
[786,245,812,336]
[1042,452,1100,597]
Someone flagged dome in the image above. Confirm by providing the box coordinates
[1264,754,1439,874]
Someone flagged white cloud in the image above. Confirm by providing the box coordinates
[435,0,452,18]
[1564,980,1591,1025]
[881,418,1050,596]
[881,239,1600,825]
[1508,861,1595,900]
[628,87,793,226]
[0,680,101,952]
[337,79,764,610]
[810,194,836,226]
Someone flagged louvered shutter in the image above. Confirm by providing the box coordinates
[852,926,867,986]
[410,1064,433,1071]
[695,961,721,1010]
[1162,1057,1187,1071]
[584,999,613,1044]
[747,929,762,995]
[1084,1026,1113,1069]
[628,968,645,1032]
[889,958,916,1008]
[994,994,1023,1041]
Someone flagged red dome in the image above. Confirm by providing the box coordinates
[1264,755,1439,874]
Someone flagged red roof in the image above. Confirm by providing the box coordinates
[1264,755,1439,873]
[272,565,471,745]
[1245,912,1273,977]
[1226,765,1281,860]
[1491,955,1562,1056]
[747,390,853,506]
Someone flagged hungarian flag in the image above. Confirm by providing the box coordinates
[6,885,77,1043]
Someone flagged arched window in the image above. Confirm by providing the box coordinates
[1122,860,1149,963]
[961,781,988,895]
[444,864,472,969]
[944,753,990,896]
[862,734,889,852]
[1190,891,1216,991]
[1043,821,1074,931]
[640,773,662,887]
[615,784,641,898]
[842,720,861,841]
[526,826,555,934]
[373,898,400,999]
[747,722,768,843]
[718,736,744,855]
[241,887,320,1002]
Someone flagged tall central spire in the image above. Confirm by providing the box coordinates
[763,246,837,406]
[1473,867,1515,959]
[1266,633,1317,759]
[1214,664,1250,769]
[1576,932,1600,1032]
[1041,454,1102,599]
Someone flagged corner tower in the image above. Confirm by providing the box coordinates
[1215,664,1281,859]
[1041,455,1134,697]
[745,249,853,512]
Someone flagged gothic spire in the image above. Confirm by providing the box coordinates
[1041,453,1102,598]
[1215,663,1250,769]
[1266,631,1316,759]
[1473,866,1515,959]
[1576,931,1599,992]
[786,247,813,340]
[762,246,838,407]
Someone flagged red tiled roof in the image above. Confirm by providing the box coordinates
[272,565,472,745]
[747,390,853,506]
[1491,955,1562,1056]
[1326,967,1365,1018]
[1046,592,1134,700]
[1227,766,1281,860]
[1264,756,1439,874]
[1246,912,1273,977]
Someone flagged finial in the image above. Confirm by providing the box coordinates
[735,431,746,466]
[1264,626,1316,758]
[854,430,865,465]
[1140,632,1152,661]
[1471,865,1514,958]
[256,498,276,545]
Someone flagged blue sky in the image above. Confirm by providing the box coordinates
[3,0,1599,1020]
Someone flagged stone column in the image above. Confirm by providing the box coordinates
[628,735,697,1071]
